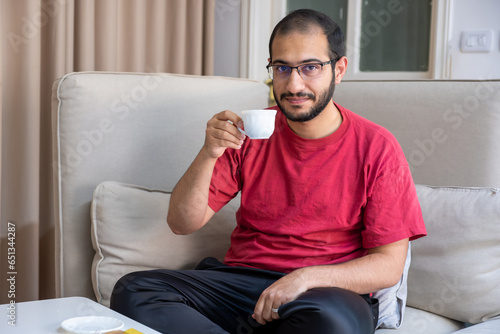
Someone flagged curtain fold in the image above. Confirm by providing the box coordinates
[1,0,215,303]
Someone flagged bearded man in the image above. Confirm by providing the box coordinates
[111,9,426,334]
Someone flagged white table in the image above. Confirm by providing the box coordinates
[1,296,161,333]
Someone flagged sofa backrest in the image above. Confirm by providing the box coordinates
[52,72,270,299]
[335,80,500,188]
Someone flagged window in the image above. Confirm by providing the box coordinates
[359,0,432,72]
[241,0,443,81]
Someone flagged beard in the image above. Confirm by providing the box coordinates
[275,76,336,123]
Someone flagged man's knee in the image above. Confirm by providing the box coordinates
[110,270,186,312]
[111,271,152,299]
[110,271,150,311]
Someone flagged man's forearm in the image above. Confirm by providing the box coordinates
[296,249,405,294]
[167,148,217,234]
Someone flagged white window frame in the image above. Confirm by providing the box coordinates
[239,0,286,82]
[241,0,453,81]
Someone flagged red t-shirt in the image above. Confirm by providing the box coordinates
[208,104,426,273]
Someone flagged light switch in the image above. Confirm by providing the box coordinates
[460,30,493,52]
[466,37,476,47]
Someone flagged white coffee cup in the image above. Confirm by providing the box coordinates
[241,109,277,139]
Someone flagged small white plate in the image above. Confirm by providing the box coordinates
[61,316,124,333]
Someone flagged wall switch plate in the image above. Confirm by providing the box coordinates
[460,30,493,52]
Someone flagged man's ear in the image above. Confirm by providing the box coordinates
[334,56,348,85]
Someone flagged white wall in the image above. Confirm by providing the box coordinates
[448,0,500,79]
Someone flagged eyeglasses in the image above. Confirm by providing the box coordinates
[266,59,338,81]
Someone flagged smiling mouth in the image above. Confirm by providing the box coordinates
[281,92,315,106]
[286,97,309,105]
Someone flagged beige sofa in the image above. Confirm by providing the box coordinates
[52,72,500,333]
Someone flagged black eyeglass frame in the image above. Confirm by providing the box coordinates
[266,57,341,81]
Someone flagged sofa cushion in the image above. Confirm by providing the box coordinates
[453,316,500,333]
[408,185,500,324]
[90,181,238,307]
[375,306,464,334]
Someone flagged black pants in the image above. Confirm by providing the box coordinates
[111,257,378,334]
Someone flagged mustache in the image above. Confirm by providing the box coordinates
[280,92,316,101]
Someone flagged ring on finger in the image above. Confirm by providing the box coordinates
[271,307,279,313]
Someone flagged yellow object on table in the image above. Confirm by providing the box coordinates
[107,329,144,334]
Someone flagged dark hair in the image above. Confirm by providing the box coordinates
[269,9,345,61]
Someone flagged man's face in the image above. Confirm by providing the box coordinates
[270,28,336,123]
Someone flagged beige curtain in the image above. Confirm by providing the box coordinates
[0,0,215,303]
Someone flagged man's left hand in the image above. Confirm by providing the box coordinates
[252,268,309,325]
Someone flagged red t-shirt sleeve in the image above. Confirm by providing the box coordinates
[362,163,426,248]
[208,148,242,212]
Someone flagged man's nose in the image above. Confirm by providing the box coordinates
[285,68,306,93]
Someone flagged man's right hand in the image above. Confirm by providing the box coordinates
[204,110,246,159]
